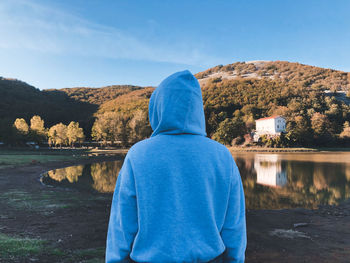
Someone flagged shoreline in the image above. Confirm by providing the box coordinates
[229,146,350,153]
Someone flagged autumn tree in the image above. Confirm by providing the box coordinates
[67,121,85,147]
[12,118,30,144]
[48,123,68,147]
[13,118,29,135]
[91,114,109,145]
[128,109,152,143]
[30,115,47,143]
[340,121,350,139]
[91,111,131,147]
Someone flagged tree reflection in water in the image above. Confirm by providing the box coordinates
[41,160,124,193]
[42,153,350,209]
[233,152,350,209]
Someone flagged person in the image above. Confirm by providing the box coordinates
[105,70,247,263]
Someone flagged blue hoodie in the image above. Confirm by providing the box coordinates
[106,70,247,263]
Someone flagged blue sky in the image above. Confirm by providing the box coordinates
[0,0,349,90]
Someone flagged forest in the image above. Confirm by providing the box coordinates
[1,61,350,148]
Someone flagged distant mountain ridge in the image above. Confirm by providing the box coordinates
[195,60,350,92]
[46,85,144,105]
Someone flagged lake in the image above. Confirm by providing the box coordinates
[41,152,350,209]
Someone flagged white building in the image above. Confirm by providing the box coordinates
[254,115,286,141]
[254,154,287,187]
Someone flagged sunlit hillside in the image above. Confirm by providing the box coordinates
[196,60,350,92]
[1,61,350,147]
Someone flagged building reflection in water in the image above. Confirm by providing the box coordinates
[254,154,287,188]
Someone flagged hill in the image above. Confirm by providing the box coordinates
[49,85,143,105]
[196,60,350,92]
[1,60,350,147]
[0,78,145,141]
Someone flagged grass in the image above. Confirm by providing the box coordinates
[0,232,105,262]
[0,233,45,259]
[0,147,130,169]
[0,189,108,214]
[0,148,91,169]
[0,190,71,213]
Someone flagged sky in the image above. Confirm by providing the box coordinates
[0,0,349,90]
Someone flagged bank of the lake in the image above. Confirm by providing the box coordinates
[229,146,350,152]
[0,151,349,262]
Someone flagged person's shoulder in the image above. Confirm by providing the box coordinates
[125,137,154,158]
[201,136,233,156]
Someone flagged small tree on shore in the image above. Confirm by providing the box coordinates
[13,118,29,135]
[92,111,131,147]
[67,121,85,147]
[340,121,350,139]
[212,117,246,146]
[48,123,68,147]
[30,115,47,143]
[13,118,30,144]
[128,109,152,143]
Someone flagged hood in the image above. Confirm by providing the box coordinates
[148,70,207,137]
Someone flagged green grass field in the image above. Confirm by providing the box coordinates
[0,148,90,169]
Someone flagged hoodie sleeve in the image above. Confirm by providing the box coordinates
[221,159,247,263]
[106,156,138,263]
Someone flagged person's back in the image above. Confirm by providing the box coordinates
[106,70,247,263]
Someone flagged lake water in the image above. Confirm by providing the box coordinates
[41,152,350,209]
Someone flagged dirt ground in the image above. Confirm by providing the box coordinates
[0,156,349,262]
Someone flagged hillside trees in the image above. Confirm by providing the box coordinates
[311,113,334,144]
[285,115,313,146]
[201,77,350,147]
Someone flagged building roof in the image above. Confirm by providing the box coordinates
[255,115,283,122]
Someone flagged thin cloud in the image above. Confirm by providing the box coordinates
[0,0,220,66]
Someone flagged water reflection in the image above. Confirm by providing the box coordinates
[41,152,350,209]
[233,152,350,209]
[41,160,124,193]
[254,154,287,188]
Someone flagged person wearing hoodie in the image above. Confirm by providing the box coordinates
[105,70,247,263]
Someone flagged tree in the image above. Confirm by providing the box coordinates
[91,111,131,147]
[67,121,85,147]
[48,123,68,147]
[13,118,29,135]
[128,109,152,143]
[347,89,350,98]
[30,115,47,143]
[91,114,110,146]
[286,116,313,146]
[311,112,334,144]
[340,121,350,139]
[212,117,246,146]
